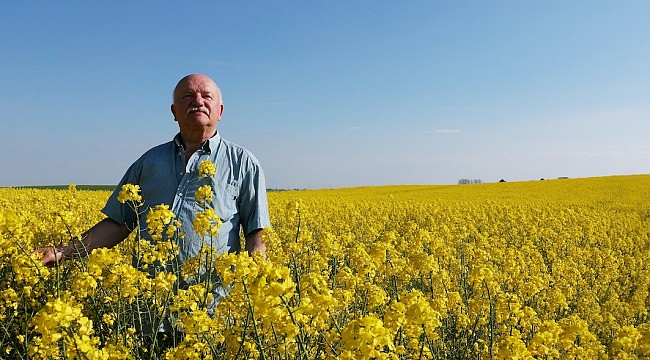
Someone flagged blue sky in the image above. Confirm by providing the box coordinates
[1,1,648,189]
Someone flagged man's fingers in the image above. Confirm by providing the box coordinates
[34,247,63,267]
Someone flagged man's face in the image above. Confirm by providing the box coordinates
[171,74,224,134]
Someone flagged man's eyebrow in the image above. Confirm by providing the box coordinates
[178,90,198,97]
[174,89,216,99]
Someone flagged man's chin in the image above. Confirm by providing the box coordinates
[180,120,217,131]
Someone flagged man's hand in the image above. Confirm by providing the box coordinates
[33,218,131,267]
[34,246,65,267]
[245,229,266,257]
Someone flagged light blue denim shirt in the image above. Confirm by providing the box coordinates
[102,132,270,263]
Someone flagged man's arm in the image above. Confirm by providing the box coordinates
[36,217,131,267]
[244,228,266,257]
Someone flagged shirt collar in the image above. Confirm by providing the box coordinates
[173,131,221,154]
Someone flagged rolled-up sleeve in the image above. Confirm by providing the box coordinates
[238,155,270,236]
[101,160,142,231]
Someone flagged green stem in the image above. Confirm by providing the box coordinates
[243,281,267,360]
[280,295,310,359]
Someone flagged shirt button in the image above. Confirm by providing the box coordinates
[178,192,183,197]
[179,172,183,176]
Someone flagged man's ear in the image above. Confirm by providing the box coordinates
[218,104,224,118]
[171,104,177,121]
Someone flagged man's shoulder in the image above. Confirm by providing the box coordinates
[135,140,175,163]
[146,141,174,151]
[220,137,259,164]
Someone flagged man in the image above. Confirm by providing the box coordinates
[37,74,270,352]
[38,73,269,267]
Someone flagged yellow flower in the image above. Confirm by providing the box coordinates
[30,298,103,359]
[611,325,642,356]
[117,183,142,204]
[102,313,115,326]
[496,329,532,359]
[193,208,221,237]
[198,160,216,178]
[195,184,214,206]
[340,315,395,359]
[146,204,177,241]
[153,271,177,292]
[528,320,561,357]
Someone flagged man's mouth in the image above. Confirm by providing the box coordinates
[187,106,210,115]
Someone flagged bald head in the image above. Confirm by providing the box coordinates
[173,74,222,104]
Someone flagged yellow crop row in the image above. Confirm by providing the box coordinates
[1,175,649,359]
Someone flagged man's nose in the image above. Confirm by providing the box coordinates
[192,94,205,106]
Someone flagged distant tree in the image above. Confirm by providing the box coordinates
[499,179,506,183]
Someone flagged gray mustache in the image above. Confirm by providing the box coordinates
[187,106,210,115]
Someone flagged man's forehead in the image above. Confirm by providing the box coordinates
[178,78,218,92]
[173,76,221,101]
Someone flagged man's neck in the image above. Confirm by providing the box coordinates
[180,129,216,163]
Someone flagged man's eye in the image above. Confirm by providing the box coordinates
[204,95,213,100]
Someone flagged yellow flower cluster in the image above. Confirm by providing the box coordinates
[192,208,221,237]
[197,160,216,178]
[340,314,396,359]
[195,185,214,207]
[0,174,649,358]
[146,204,181,241]
[30,298,104,359]
[117,183,142,204]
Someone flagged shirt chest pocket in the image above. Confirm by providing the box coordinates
[213,183,240,221]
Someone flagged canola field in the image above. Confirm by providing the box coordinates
[1,174,650,359]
